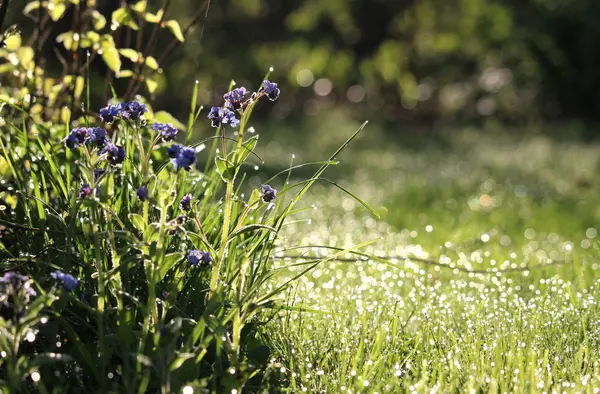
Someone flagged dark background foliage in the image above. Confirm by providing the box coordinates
[4,0,600,128]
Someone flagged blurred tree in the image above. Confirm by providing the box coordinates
[4,0,600,124]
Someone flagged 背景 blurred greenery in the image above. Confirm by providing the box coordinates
[4,0,600,129]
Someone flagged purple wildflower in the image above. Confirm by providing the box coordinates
[187,250,212,267]
[223,87,247,110]
[64,127,88,149]
[101,142,126,165]
[263,80,280,101]
[99,104,121,123]
[79,184,93,199]
[153,122,178,142]
[261,184,277,202]
[0,272,36,298]
[207,106,239,128]
[51,270,78,292]
[120,101,147,121]
[87,127,108,147]
[170,145,196,171]
[137,185,149,201]
[167,143,182,158]
[180,194,192,211]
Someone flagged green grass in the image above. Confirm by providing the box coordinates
[258,124,600,392]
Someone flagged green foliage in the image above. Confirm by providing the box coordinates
[0,76,376,392]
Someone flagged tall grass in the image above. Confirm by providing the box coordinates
[0,75,377,393]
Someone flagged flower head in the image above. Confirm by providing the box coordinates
[208,106,239,128]
[180,194,192,211]
[263,80,280,101]
[0,272,36,299]
[260,184,277,202]
[79,183,93,199]
[51,270,78,292]
[137,185,149,201]
[187,250,212,267]
[169,144,196,171]
[99,104,121,123]
[120,100,147,121]
[87,127,108,147]
[64,128,88,149]
[167,143,182,158]
[223,87,247,110]
[153,122,178,142]
[101,142,126,165]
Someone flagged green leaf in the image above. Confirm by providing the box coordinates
[131,1,147,13]
[56,31,74,51]
[215,156,236,182]
[112,8,139,30]
[23,1,41,16]
[48,1,67,21]
[159,252,182,281]
[118,48,140,63]
[144,9,163,23]
[165,20,185,42]
[228,224,276,241]
[74,76,85,99]
[146,79,158,94]
[168,353,194,372]
[144,223,160,243]
[144,55,159,70]
[116,70,134,78]
[80,31,100,48]
[234,135,259,166]
[153,111,185,129]
[91,10,107,30]
[101,37,121,73]
[129,213,145,232]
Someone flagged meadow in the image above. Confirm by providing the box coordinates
[1,1,599,391]
[254,118,600,392]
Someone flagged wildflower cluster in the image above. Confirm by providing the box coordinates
[187,250,212,267]
[207,80,280,129]
[153,122,178,142]
[167,144,197,171]
[51,270,79,292]
[99,100,148,123]
[64,126,125,165]
[0,272,36,320]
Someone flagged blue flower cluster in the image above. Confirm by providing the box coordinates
[261,184,277,202]
[99,100,147,123]
[137,185,149,201]
[224,87,247,110]
[0,272,37,298]
[187,250,212,267]
[153,122,178,142]
[167,144,197,171]
[180,194,192,211]
[65,127,89,149]
[65,104,129,166]
[207,80,280,128]
[101,142,126,165]
[79,183,93,199]
[65,127,110,149]
[262,80,280,101]
[208,106,240,128]
[51,270,79,292]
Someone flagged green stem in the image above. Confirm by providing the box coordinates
[210,179,234,297]
[92,206,106,389]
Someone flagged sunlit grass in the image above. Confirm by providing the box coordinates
[261,126,600,392]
